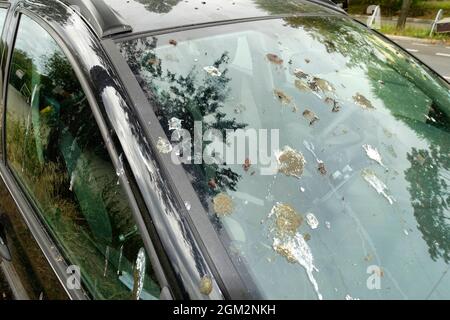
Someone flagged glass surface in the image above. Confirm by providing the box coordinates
[119,16,450,299]
[6,15,160,300]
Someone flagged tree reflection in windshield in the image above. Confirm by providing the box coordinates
[119,38,247,217]
[135,0,182,13]
[118,15,450,299]
[275,13,450,267]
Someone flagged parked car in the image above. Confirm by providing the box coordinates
[0,0,449,300]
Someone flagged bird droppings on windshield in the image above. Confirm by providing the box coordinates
[270,203,303,236]
[156,137,173,154]
[208,178,217,190]
[147,57,161,67]
[362,144,387,169]
[303,109,319,126]
[266,53,283,65]
[243,158,251,172]
[273,241,297,263]
[318,161,327,176]
[294,68,308,79]
[312,77,335,94]
[213,193,234,216]
[203,65,222,77]
[353,93,375,110]
[293,71,334,98]
[306,213,319,230]
[325,97,341,112]
[274,89,291,105]
[272,235,322,300]
[295,79,311,92]
[361,169,395,205]
[414,153,427,166]
[276,146,306,178]
[169,39,178,46]
[199,275,213,295]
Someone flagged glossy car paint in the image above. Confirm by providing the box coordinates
[104,0,341,35]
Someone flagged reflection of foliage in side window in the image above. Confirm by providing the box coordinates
[119,39,247,207]
[6,25,160,299]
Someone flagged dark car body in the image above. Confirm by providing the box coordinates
[0,0,449,301]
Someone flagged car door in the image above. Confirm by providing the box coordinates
[0,7,166,300]
[0,1,68,300]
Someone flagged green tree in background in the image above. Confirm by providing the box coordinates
[397,0,413,29]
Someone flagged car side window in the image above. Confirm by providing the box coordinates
[5,14,161,300]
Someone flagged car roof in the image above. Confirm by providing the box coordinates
[66,0,344,37]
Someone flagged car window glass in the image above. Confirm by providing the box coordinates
[5,14,161,300]
[119,16,450,299]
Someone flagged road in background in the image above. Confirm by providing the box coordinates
[389,36,450,82]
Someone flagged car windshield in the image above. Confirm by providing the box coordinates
[118,14,450,299]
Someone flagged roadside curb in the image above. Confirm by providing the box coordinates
[386,34,450,45]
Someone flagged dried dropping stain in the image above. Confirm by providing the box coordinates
[243,158,251,172]
[199,276,213,295]
[318,162,327,175]
[208,179,217,189]
[415,153,427,165]
[361,169,395,205]
[306,213,319,229]
[325,97,341,112]
[362,144,385,168]
[353,93,375,110]
[273,242,297,263]
[147,57,161,66]
[277,146,306,178]
[364,254,373,262]
[314,78,335,93]
[294,68,308,79]
[271,203,303,236]
[305,58,311,64]
[274,89,291,105]
[169,39,178,46]
[267,53,283,65]
[272,235,322,300]
[203,66,222,77]
[213,193,234,216]
[303,109,319,126]
[295,80,311,92]
[156,137,172,154]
